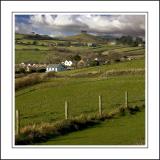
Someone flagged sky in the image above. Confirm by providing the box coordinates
[15,14,145,38]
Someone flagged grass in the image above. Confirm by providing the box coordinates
[56,58,144,76]
[15,74,144,128]
[40,108,145,145]
[15,44,50,51]
[15,35,144,64]
[111,46,143,53]
[15,104,144,145]
[15,54,145,145]
[15,73,44,90]
[14,33,145,145]
[15,50,56,63]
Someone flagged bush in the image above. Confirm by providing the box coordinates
[36,68,46,73]
[89,60,99,66]
[127,105,141,114]
[15,74,43,90]
[28,67,36,73]
[15,67,26,74]
[46,71,56,78]
[33,41,38,45]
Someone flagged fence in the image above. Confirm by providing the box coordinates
[15,91,129,135]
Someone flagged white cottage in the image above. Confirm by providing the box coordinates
[46,64,66,72]
[64,60,73,66]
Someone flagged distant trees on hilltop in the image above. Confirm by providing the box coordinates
[116,36,144,47]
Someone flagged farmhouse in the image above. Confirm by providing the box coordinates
[62,60,73,67]
[46,64,66,72]
[109,41,116,45]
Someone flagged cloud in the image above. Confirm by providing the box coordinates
[15,22,33,34]
[15,14,145,37]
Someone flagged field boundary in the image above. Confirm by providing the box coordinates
[15,104,145,145]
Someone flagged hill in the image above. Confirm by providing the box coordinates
[65,33,105,43]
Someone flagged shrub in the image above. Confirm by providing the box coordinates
[127,105,141,114]
[89,60,99,66]
[36,68,46,73]
[15,73,43,90]
[46,71,56,78]
[15,67,26,74]
[28,67,36,73]
[33,41,38,45]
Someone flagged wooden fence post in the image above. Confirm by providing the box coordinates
[125,91,128,108]
[65,101,68,119]
[16,110,20,135]
[99,95,102,116]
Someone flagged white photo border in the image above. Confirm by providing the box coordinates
[1,1,159,159]
[12,11,148,149]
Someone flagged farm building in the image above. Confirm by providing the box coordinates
[62,60,73,67]
[109,41,116,45]
[46,64,66,72]
[87,43,97,47]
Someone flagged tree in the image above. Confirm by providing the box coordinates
[89,60,99,66]
[73,54,81,61]
[117,35,133,46]
[73,54,81,69]
[33,40,38,45]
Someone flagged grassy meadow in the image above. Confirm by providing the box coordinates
[40,108,145,145]
[15,59,145,128]
[15,33,145,145]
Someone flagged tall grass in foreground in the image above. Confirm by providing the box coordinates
[15,104,144,145]
[15,72,57,90]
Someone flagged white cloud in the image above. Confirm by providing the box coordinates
[15,23,32,34]
[16,14,145,37]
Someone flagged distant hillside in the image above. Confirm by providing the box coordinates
[98,35,117,41]
[65,33,105,43]
[15,33,107,43]
[15,33,56,40]
[15,33,26,39]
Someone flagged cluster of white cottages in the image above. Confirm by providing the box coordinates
[46,60,73,72]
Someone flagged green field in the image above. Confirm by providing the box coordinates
[15,45,144,64]
[15,33,145,145]
[15,50,48,64]
[15,59,145,128]
[15,44,50,50]
[56,58,144,76]
[15,33,144,64]
[40,109,145,145]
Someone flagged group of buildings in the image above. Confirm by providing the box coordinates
[16,60,74,73]
[16,58,100,73]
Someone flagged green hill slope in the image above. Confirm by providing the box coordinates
[65,33,104,43]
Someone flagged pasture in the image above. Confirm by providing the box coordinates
[15,33,145,145]
[40,108,145,145]
[15,59,145,128]
[15,33,144,64]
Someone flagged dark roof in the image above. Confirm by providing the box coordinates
[47,64,65,68]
